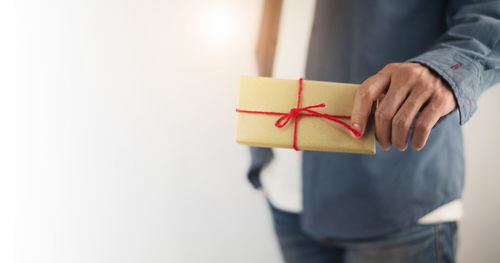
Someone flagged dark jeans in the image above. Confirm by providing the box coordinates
[268,200,458,263]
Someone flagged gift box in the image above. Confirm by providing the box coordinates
[234,76,376,154]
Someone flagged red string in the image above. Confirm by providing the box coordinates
[236,78,361,151]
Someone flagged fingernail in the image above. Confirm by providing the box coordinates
[379,143,391,151]
[352,123,362,138]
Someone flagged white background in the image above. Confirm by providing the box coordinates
[0,0,498,262]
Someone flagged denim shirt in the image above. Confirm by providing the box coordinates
[248,0,500,238]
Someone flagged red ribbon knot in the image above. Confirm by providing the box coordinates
[275,104,326,128]
[236,78,361,151]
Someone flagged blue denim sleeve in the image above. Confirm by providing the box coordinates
[408,0,500,125]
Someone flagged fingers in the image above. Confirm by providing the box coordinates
[410,98,442,151]
[391,87,433,151]
[352,62,456,151]
[374,80,411,150]
[409,83,457,150]
[351,72,390,136]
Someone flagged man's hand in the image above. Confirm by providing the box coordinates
[350,62,457,151]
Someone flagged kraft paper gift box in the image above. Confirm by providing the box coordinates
[234,76,376,154]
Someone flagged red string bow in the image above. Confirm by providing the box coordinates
[236,78,361,151]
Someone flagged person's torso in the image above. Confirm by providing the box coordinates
[302,0,465,239]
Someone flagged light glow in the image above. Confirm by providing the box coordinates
[197,5,237,47]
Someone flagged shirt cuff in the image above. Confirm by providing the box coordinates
[407,48,483,125]
[247,147,274,189]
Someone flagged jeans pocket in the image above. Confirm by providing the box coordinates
[451,222,459,256]
[436,222,458,263]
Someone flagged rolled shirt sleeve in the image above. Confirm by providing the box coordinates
[408,0,500,125]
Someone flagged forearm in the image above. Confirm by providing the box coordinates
[255,0,282,77]
[247,0,282,188]
[408,0,500,125]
